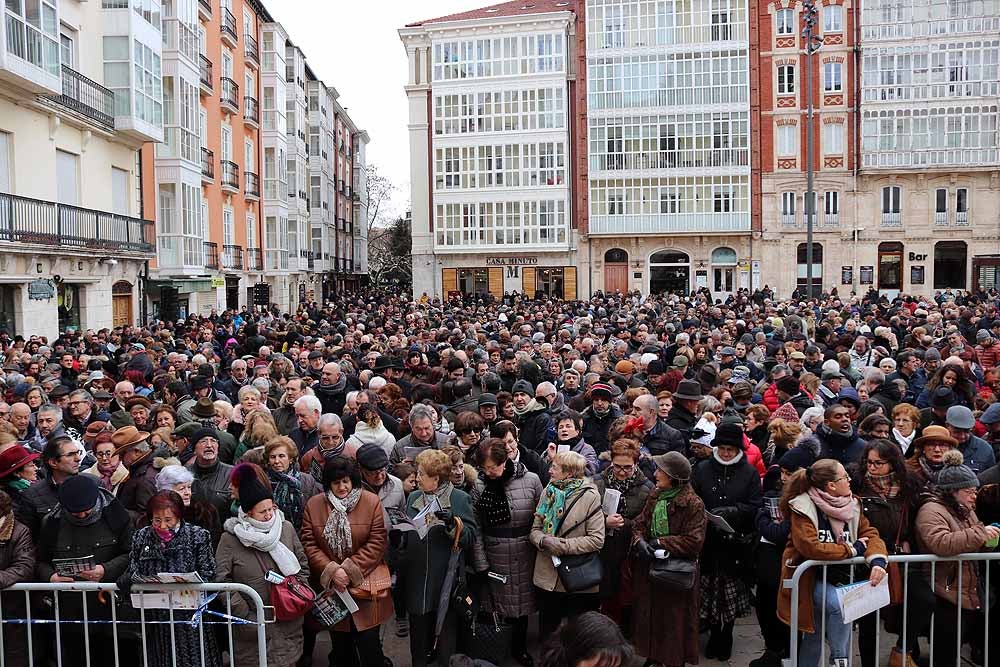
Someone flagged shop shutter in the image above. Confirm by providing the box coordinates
[442,269,457,295]
[522,267,536,295]
[565,266,577,300]
[488,267,503,296]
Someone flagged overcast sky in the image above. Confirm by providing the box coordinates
[273,1,488,220]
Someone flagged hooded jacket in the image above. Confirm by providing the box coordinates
[514,399,553,454]
[582,404,624,455]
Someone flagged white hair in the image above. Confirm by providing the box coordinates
[640,352,658,368]
[318,413,343,430]
[237,385,261,401]
[368,376,387,391]
[155,464,194,491]
[294,394,322,414]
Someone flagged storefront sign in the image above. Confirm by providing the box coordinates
[486,256,538,266]
[911,265,925,285]
[841,266,853,285]
[27,279,54,301]
[860,266,874,285]
[210,276,225,288]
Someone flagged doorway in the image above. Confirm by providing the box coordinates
[0,285,15,335]
[711,247,737,301]
[225,276,241,312]
[57,283,81,332]
[604,248,629,294]
[111,281,133,328]
[934,241,967,289]
[648,250,690,295]
[537,268,565,298]
[878,242,904,296]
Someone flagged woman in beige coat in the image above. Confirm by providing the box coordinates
[915,450,1000,666]
[529,450,605,636]
[215,463,310,667]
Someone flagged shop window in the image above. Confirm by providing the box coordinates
[934,241,967,289]
[457,269,489,297]
[58,283,81,332]
[536,268,565,298]
[878,241,904,290]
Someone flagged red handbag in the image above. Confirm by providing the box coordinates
[254,552,316,621]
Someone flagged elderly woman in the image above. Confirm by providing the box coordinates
[215,463,310,667]
[155,464,222,549]
[301,456,392,667]
[126,397,152,431]
[530,450,605,636]
[120,491,220,667]
[593,438,652,635]
[25,386,46,413]
[799,406,825,434]
[891,403,920,455]
[916,450,1000,665]
[777,459,888,667]
[399,448,477,667]
[264,436,321,530]
[631,451,707,667]
[905,425,958,490]
[149,405,177,432]
[855,439,933,667]
[471,438,544,666]
[441,445,477,494]
[83,433,129,496]
[691,423,763,660]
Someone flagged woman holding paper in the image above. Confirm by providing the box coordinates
[300,455,391,667]
[120,490,221,667]
[915,450,999,666]
[776,458,888,667]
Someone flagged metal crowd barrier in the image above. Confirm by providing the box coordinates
[784,552,1000,667]
[0,582,268,667]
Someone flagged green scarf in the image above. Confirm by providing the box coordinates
[536,478,585,535]
[651,487,683,538]
[6,478,30,492]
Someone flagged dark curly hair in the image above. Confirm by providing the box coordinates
[323,455,362,488]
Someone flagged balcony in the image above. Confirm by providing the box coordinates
[588,212,750,236]
[221,160,240,193]
[221,8,238,47]
[245,33,259,68]
[221,244,243,271]
[199,55,213,95]
[781,213,796,226]
[204,241,219,270]
[198,0,211,20]
[881,211,902,227]
[246,247,263,271]
[0,191,154,254]
[243,96,259,127]
[201,147,214,182]
[957,210,970,226]
[39,65,115,132]
[825,213,839,226]
[934,211,949,226]
[245,172,260,200]
[220,77,238,114]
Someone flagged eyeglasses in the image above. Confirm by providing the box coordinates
[834,475,851,483]
[94,451,116,459]
[925,442,952,450]
[865,459,889,467]
[611,463,635,473]
[59,450,83,459]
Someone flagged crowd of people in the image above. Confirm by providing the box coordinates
[1,285,1000,667]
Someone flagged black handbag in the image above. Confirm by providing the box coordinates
[649,557,697,590]
[553,493,604,593]
[464,581,512,665]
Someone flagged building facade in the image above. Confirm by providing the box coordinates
[584,0,754,301]
[401,1,583,301]
[0,0,160,338]
[756,0,859,297]
[856,0,1000,295]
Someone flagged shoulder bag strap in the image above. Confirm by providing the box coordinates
[557,491,602,537]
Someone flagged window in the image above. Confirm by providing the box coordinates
[823,5,844,32]
[935,188,947,213]
[4,0,60,75]
[246,212,256,249]
[111,167,128,215]
[796,243,823,295]
[60,30,74,67]
[0,131,10,192]
[822,122,845,154]
[603,5,624,48]
[222,207,233,246]
[956,188,968,214]
[824,191,839,222]
[711,0,732,40]
[781,191,796,222]
[778,65,795,95]
[776,8,794,35]
[934,241,967,289]
[882,186,901,213]
[823,62,843,92]
[56,150,79,205]
[133,39,163,125]
[777,124,797,156]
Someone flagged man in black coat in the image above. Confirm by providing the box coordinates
[816,405,867,465]
[581,384,623,455]
[665,380,703,442]
[634,394,686,455]
[511,380,552,454]
[19,435,81,536]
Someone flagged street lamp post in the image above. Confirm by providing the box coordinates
[801,0,823,298]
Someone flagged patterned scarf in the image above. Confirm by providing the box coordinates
[919,455,945,485]
[269,468,304,530]
[536,477,584,536]
[807,487,858,544]
[6,478,30,492]
[604,465,644,516]
[322,488,363,562]
[476,459,515,528]
[651,486,682,538]
[866,472,900,498]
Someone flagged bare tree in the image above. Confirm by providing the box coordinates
[363,163,396,234]
[368,216,411,288]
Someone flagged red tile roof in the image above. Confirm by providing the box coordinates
[407,0,577,27]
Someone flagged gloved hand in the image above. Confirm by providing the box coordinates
[434,509,456,529]
[634,538,658,561]
[539,535,560,553]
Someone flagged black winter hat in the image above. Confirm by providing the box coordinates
[59,474,100,513]
[356,443,389,471]
[231,463,273,513]
[713,423,745,450]
[776,375,801,396]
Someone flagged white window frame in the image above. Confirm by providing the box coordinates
[776,8,795,35]
[823,5,844,33]
[777,65,795,95]
[822,122,845,154]
[777,124,797,156]
[824,62,843,92]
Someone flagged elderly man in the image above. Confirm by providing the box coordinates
[10,403,33,443]
[390,403,450,465]
[219,359,249,399]
[110,381,135,414]
[633,393,686,455]
[314,362,347,416]
[111,426,158,519]
[25,403,65,453]
[299,413,350,480]
[185,427,233,518]
[290,394,322,456]
[272,377,306,436]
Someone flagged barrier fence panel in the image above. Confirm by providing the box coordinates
[0,582,268,667]
[784,552,1000,667]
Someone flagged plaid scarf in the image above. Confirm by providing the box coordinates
[269,468,304,530]
[866,472,900,498]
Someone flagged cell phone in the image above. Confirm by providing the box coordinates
[487,571,509,585]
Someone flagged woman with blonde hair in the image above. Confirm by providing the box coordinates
[764,418,804,467]
[346,404,395,456]
[234,410,279,462]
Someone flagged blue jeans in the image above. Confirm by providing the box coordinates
[799,582,852,667]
